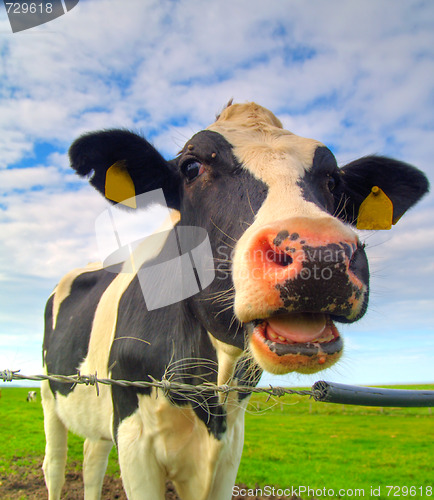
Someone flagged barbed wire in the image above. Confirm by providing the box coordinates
[0,369,316,400]
[3,369,433,407]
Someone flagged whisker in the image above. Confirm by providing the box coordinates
[200,289,235,302]
[210,219,238,244]
[113,336,150,345]
[214,303,235,318]
[245,187,256,218]
[229,314,241,330]
[206,285,235,295]
[333,192,349,220]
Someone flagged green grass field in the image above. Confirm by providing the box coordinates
[0,385,433,498]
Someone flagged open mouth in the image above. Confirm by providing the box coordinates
[248,313,343,370]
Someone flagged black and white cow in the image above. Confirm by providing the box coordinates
[27,390,37,402]
[41,102,428,500]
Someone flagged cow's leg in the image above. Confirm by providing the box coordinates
[41,382,68,500]
[116,414,166,500]
[175,436,244,500]
[204,400,248,500]
[83,438,113,500]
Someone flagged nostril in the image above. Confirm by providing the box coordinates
[265,247,293,267]
[262,234,294,267]
[271,251,293,267]
[349,243,365,271]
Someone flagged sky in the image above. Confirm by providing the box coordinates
[0,0,433,389]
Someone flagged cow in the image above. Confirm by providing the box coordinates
[26,390,37,402]
[41,102,429,500]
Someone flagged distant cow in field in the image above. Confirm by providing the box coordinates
[26,390,37,402]
[41,102,428,500]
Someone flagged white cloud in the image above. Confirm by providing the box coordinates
[0,187,108,278]
[361,204,434,306]
[0,165,62,192]
[0,130,34,167]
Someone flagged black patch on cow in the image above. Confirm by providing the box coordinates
[176,130,268,217]
[179,130,240,173]
[42,293,54,366]
[109,267,228,442]
[273,230,289,247]
[44,266,121,396]
[298,146,341,214]
[171,130,269,347]
[275,242,368,322]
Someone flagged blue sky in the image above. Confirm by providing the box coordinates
[0,0,433,388]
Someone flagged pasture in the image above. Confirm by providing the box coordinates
[0,385,432,499]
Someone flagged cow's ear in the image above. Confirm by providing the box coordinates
[69,129,181,210]
[334,156,429,229]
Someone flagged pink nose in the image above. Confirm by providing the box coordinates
[233,217,368,323]
[249,218,357,281]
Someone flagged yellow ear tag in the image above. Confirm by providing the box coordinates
[105,161,136,209]
[356,186,393,230]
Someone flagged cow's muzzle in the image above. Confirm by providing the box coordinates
[232,217,369,374]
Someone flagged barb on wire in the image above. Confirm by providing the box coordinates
[0,369,314,399]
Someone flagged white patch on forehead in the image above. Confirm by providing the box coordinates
[207,102,329,224]
[208,102,323,174]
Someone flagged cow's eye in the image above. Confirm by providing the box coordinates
[181,161,204,183]
[327,174,336,192]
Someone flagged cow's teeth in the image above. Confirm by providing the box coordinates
[265,325,335,344]
[317,333,334,343]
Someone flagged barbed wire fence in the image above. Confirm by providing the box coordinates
[2,369,434,407]
[0,369,316,400]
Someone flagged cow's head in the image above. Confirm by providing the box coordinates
[69,102,429,375]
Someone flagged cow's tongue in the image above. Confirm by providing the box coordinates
[267,313,327,343]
